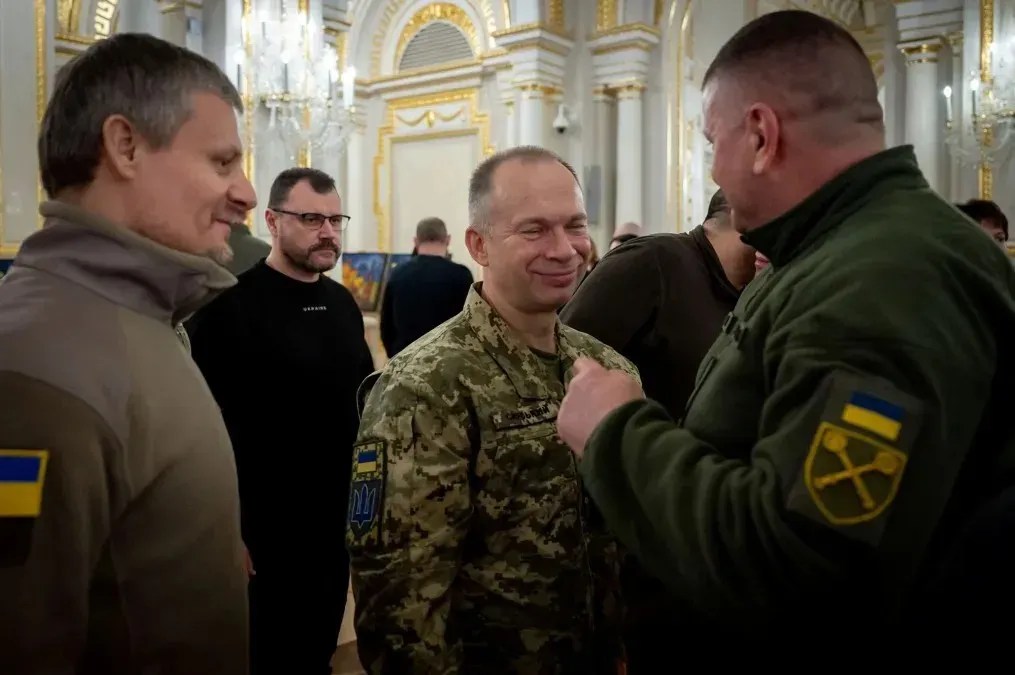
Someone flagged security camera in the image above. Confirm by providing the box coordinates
[553,104,569,134]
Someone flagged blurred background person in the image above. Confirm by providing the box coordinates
[380,216,473,358]
[956,198,1009,249]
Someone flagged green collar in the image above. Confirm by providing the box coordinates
[741,145,927,267]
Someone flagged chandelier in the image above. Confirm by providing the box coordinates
[941,33,1015,173]
[239,1,356,163]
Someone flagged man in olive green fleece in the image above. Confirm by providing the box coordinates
[0,34,256,673]
[558,10,1015,648]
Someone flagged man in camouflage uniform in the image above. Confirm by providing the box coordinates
[348,146,638,674]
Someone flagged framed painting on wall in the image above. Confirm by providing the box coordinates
[341,252,389,313]
[385,253,414,280]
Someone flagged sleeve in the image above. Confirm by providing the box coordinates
[379,281,397,358]
[346,366,473,674]
[186,298,241,411]
[559,244,660,354]
[0,371,123,674]
[578,261,997,623]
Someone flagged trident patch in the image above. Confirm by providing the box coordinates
[348,441,385,543]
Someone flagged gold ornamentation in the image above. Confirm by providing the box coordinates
[373,89,494,250]
[548,0,564,31]
[394,3,480,70]
[55,32,96,45]
[396,107,465,128]
[36,0,47,233]
[591,22,661,39]
[653,0,664,25]
[57,0,75,33]
[502,0,511,27]
[979,0,994,199]
[242,0,255,227]
[673,1,692,232]
[596,0,618,32]
[372,0,498,78]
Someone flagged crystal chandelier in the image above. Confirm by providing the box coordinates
[239,1,356,163]
[942,32,1015,172]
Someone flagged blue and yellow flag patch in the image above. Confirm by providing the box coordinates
[841,391,904,441]
[786,374,923,545]
[348,442,385,544]
[0,450,48,518]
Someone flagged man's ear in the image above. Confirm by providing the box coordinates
[265,210,279,237]
[747,103,780,176]
[101,114,143,180]
[465,226,489,268]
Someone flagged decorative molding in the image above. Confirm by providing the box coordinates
[596,0,618,32]
[370,0,498,78]
[35,0,47,232]
[241,0,255,227]
[94,0,120,40]
[547,0,564,31]
[491,21,569,40]
[591,21,661,40]
[373,88,493,250]
[979,0,994,199]
[394,3,481,68]
[57,0,75,33]
[898,38,944,64]
[396,106,465,127]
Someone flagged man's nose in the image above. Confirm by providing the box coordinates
[545,226,577,259]
[230,174,257,213]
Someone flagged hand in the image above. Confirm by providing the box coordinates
[559,358,644,459]
[243,544,256,579]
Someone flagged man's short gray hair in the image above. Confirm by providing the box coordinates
[39,32,243,198]
[467,145,580,232]
[415,217,448,243]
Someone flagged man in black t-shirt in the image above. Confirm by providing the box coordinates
[379,216,473,358]
[187,167,374,675]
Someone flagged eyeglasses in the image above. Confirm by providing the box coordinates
[271,208,351,232]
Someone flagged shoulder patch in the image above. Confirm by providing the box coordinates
[786,374,922,545]
[0,450,48,518]
[347,441,386,545]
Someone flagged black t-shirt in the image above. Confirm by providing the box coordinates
[380,254,473,357]
[186,261,374,549]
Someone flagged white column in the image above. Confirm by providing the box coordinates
[518,84,547,148]
[591,86,616,247]
[902,41,944,192]
[504,100,517,148]
[344,127,371,252]
[615,83,645,227]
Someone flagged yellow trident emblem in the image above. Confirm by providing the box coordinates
[805,423,907,525]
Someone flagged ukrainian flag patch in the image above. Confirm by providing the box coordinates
[348,442,385,544]
[0,450,49,518]
[841,391,904,441]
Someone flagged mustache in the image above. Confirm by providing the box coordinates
[310,242,339,253]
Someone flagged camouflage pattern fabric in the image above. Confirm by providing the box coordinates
[348,283,639,674]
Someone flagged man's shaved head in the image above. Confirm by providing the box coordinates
[702,10,886,234]
[704,10,883,140]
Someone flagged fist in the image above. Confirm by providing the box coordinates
[559,358,644,458]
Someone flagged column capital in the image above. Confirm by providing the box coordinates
[493,24,572,95]
[590,23,658,90]
[898,37,944,65]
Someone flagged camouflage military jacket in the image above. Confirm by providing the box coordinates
[348,284,638,674]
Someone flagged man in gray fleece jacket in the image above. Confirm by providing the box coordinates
[0,33,256,674]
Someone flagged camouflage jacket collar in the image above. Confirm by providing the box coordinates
[463,283,582,400]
